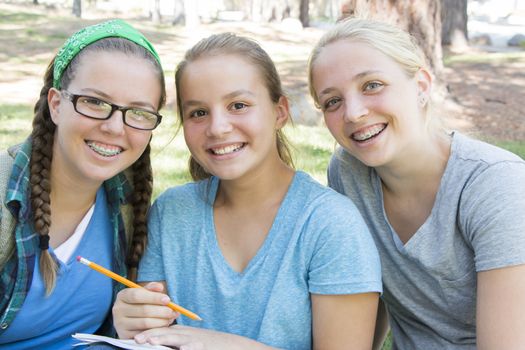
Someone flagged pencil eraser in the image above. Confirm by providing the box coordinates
[76,256,81,262]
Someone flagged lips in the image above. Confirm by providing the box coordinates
[208,143,245,155]
[86,140,123,157]
[351,123,387,142]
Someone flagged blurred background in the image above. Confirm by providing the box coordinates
[1,0,524,198]
[0,2,524,347]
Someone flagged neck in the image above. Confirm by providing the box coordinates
[49,167,100,213]
[376,132,451,196]
[215,161,295,209]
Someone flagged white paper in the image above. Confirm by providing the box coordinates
[72,333,173,350]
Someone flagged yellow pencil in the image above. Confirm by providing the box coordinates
[77,256,202,321]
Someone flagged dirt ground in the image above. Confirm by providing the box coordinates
[1,2,524,142]
[439,58,525,141]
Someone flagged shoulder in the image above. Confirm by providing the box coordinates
[153,179,212,210]
[293,171,367,231]
[328,147,370,183]
[453,132,523,164]
[450,132,525,189]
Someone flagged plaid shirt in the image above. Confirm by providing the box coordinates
[0,139,132,334]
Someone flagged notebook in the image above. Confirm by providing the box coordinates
[72,333,173,350]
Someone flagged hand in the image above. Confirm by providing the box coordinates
[112,281,179,339]
[135,325,275,350]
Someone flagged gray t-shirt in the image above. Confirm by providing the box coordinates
[328,132,525,349]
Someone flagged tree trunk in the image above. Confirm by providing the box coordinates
[152,0,161,23]
[340,0,443,75]
[441,0,468,49]
[299,0,310,27]
[72,0,81,18]
[173,0,184,25]
[184,0,200,28]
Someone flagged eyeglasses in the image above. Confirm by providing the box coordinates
[61,90,162,130]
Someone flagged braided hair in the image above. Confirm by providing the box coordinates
[30,38,166,294]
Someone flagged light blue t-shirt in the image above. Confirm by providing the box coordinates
[0,187,114,349]
[139,171,382,350]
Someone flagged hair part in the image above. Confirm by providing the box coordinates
[174,32,294,181]
[30,37,165,294]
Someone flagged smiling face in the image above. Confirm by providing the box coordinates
[178,54,288,182]
[48,51,161,186]
[311,40,431,168]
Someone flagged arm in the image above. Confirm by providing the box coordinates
[477,264,525,349]
[372,299,389,350]
[112,281,178,339]
[312,292,379,350]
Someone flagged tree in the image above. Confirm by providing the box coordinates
[299,0,310,27]
[340,0,444,75]
[151,0,161,23]
[441,0,468,49]
[72,0,81,18]
[184,0,199,28]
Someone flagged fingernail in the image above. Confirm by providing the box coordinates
[135,334,145,343]
[161,296,170,304]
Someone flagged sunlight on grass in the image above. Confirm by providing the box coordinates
[444,51,525,65]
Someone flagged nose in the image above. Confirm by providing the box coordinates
[343,95,369,123]
[100,110,125,135]
[206,110,233,138]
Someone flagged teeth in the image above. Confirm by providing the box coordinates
[87,141,122,157]
[210,143,244,155]
[352,124,386,141]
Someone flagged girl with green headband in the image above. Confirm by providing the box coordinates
[0,19,166,349]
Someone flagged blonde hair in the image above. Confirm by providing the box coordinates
[308,17,427,107]
[308,17,445,133]
[175,32,294,181]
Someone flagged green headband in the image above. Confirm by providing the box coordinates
[53,19,161,89]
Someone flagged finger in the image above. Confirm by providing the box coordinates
[117,285,171,306]
[143,281,166,293]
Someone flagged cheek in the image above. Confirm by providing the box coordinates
[129,131,152,152]
[323,113,342,136]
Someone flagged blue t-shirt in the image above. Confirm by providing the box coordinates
[0,187,114,349]
[139,171,382,350]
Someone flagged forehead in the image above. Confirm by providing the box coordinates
[69,51,161,103]
[316,40,402,72]
[180,54,265,94]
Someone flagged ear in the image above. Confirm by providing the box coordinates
[47,87,62,125]
[274,96,290,130]
[415,68,432,97]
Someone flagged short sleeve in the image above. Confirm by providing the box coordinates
[307,194,382,295]
[137,198,166,282]
[460,161,525,271]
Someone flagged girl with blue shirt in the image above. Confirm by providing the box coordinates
[113,33,382,350]
[0,20,166,349]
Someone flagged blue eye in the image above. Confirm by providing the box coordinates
[323,97,341,111]
[364,81,383,91]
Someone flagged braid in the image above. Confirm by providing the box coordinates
[126,144,153,281]
[30,60,59,295]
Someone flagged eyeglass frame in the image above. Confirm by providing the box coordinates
[60,90,163,130]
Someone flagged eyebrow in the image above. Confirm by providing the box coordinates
[80,88,156,110]
[318,70,383,97]
[182,89,256,110]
